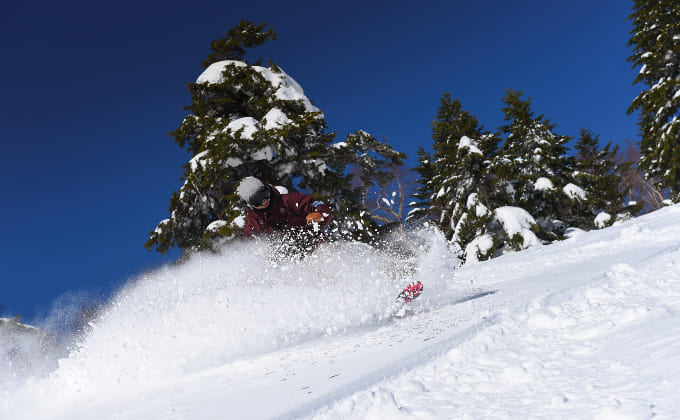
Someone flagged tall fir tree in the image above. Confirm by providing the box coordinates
[627,0,680,197]
[490,88,580,237]
[412,93,499,261]
[146,21,405,255]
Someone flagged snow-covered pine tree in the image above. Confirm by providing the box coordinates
[415,93,499,261]
[574,128,640,228]
[409,92,546,262]
[627,0,680,198]
[145,21,405,255]
[490,88,580,238]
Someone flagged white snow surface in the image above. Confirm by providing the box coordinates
[595,212,612,229]
[226,117,259,139]
[458,135,483,155]
[463,233,495,264]
[264,108,292,130]
[494,206,542,249]
[197,60,319,113]
[205,220,227,232]
[563,182,586,200]
[534,177,554,191]
[3,206,680,419]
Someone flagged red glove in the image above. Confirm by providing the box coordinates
[306,212,324,224]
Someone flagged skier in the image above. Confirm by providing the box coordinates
[237,177,332,251]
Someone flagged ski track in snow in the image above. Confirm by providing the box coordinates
[310,209,680,420]
[2,205,680,419]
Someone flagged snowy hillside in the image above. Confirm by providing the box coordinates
[2,205,680,419]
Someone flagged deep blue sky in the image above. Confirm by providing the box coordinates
[1,0,640,322]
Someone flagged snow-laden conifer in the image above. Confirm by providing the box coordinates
[145,21,405,255]
[627,0,680,197]
[490,89,581,238]
[573,129,641,228]
[410,93,500,262]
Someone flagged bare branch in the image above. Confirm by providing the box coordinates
[361,166,416,226]
[617,140,665,211]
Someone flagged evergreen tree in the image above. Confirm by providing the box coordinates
[146,21,405,255]
[411,90,592,263]
[490,88,579,237]
[412,93,499,261]
[574,129,638,227]
[202,21,277,67]
[627,1,680,197]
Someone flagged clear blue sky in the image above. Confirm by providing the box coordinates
[1,0,639,322]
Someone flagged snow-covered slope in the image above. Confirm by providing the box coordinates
[2,205,680,419]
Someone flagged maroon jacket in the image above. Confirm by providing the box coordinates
[242,187,332,238]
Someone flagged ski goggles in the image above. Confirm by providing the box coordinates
[248,185,271,207]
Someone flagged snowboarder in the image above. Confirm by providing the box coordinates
[237,177,332,248]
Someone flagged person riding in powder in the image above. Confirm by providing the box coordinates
[236,176,332,243]
[237,176,421,302]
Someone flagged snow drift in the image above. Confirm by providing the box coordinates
[2,206,680,419]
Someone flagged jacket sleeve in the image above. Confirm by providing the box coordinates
[286,192,333,227]
[242,214,258,237]
[312,200,333,227]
